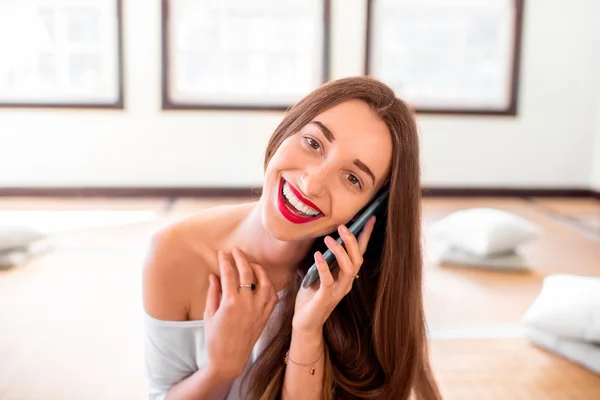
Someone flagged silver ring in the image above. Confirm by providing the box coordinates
[239,283,256,291]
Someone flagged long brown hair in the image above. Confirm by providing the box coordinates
[245,76,441,400]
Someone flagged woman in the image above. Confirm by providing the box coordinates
[142,76,441,400]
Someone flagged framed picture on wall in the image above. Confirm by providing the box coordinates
[366,0,524,115]
[0,0,123,108]
[162,0,330,110]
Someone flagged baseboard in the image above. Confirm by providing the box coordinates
[421,187,597,198]
[0,186,598,199]
[0,187,262,198]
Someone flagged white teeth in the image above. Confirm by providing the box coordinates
[282,182,320,216]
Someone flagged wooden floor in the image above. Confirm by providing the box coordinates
[1,196,599,399]
[431,338,600,400]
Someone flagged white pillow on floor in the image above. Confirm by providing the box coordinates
[429,208,540,257]
[527,328,600,375]
[0,224,45,251]
[0,240,51,269]
[0,248,28,268]
[434,246,530,271]
[522,274,600,343]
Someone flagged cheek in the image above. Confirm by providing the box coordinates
[268,141,303,170]
[264,145,296,193]
[325,203,362,229]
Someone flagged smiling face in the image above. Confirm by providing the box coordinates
[261,99,393,241]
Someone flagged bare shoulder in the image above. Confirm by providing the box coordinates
[142,202,251,321]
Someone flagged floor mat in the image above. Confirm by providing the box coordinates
[0,210,157,234]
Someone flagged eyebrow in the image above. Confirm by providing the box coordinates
[354,159,376,185]
[311,121,335,143]
[310,121,376,185]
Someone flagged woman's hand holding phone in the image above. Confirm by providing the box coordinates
[292,216,377,334]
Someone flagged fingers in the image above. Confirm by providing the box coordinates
[324,217,375,292]
[231,248,256,295]
[204,273,221,319]
[220,248,277,309]
[248,262,278,310]
[356,216,376,255]
[314,251,334,289]
[218,250,238,301]
[337,224,363,269]
[324,235,356,286]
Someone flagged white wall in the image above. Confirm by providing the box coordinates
[1,0,600,189]
[591,102,600,191]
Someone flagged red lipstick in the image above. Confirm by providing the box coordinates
[277,178,323,224]
[285,179,323,215]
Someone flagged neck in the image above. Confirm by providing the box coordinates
[226,199,315,291]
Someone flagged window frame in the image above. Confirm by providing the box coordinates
[365,0,524,116]
[161,0,331,111]
[0,0,124,109]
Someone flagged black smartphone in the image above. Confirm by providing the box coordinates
[301,187,390,289]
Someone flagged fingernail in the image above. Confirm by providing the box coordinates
[339,225,349,234]
[315,251,324,262]
[325,236,334,245]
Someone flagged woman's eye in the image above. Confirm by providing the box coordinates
[347,174,362,189]
[305,137,321,151]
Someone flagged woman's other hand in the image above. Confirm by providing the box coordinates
[293,216,376,334]
[204,248,279,380]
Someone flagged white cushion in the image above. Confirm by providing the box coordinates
[527,328,600,375]
[434,245,530,271]
[429,208,540,257]
[522,274,600,343]
[0,240,51,269]
[0,224,45,252]
[0,248,29,268]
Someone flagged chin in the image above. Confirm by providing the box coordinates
[260,201,304,242]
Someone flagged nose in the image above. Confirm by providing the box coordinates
[298,164,330,198]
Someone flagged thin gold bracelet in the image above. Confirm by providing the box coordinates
[284,349,323,375]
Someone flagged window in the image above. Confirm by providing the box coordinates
[0,0,123,108]
[162,0,330,110]
[366,0,523,115]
